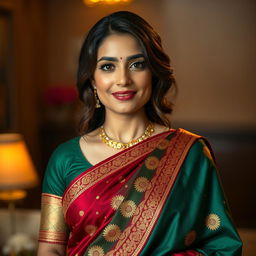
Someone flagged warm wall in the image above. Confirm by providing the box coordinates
[46,0,165,84]
[0,0,47,208]
[162,0,256,130]
[46,0,256,130]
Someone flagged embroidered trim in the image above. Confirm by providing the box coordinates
[39,193,69,244]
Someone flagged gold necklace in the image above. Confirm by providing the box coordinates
[99,123,155,150]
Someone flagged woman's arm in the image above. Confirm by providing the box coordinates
[38,193,69,255]
[170,140,242,255]
[38,143,71,255]
[37,242,66,256]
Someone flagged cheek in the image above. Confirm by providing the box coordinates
[139,73,152,93]
[94,75,112,91]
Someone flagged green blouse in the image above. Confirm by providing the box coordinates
[42,136,92,196]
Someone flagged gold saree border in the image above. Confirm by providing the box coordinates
[39,193,69,244]
[106,129,200,255]
[62,131,171,217]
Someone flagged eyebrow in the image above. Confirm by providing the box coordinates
[127,53,144,61]
[97,53,144,62]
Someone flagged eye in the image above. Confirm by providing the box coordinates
[130,61,146,71]
[99,63,115,72]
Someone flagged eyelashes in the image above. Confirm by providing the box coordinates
[99,63,115,71]
[98,61,147,72]
[130,61,146,70]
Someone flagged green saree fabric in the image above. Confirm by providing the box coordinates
[141,139,242,255]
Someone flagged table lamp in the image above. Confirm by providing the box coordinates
[0,133,38,235]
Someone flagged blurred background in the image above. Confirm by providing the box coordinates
[0,0,255,255]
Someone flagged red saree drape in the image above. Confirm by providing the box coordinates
[62,129,200,256]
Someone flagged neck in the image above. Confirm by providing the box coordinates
[103,111,150,143]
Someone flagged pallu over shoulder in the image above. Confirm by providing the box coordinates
[62,128,201,256]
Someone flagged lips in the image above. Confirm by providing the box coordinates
[112,91,136,101]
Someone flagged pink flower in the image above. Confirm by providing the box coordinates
[44,85,78,105]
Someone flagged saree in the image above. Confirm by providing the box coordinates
[39,128,242,255]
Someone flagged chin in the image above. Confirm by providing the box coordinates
[113,106,145,116]
[103,100,148,116]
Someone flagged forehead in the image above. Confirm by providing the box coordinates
[97,33,142,58]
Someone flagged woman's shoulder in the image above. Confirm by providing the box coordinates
[43,137,82,196]
[57,136,80,148]
[177,128,215,164]
[174,128,213,157]
[175,128,201,139]
[50,136,81,162]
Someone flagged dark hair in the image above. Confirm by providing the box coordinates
[77,11,176,134]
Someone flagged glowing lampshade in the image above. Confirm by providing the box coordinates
[0,133,38,200]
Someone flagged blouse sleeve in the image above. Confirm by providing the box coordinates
[42,145,69,196]
[39,145,70,245]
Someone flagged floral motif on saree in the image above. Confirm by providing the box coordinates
[88,245,104,256]
[119,200,137,218]
[84,224,97,236]
[184,230,197,247]
[110,195,125,210]
[134,176,150,192]
[103,224,122,242]
[205,213,221,231]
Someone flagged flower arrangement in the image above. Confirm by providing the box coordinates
[44,85,78,106]
[2,233,36,256]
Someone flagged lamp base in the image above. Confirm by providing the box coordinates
[0,190,27,201]
[0,190,27,236]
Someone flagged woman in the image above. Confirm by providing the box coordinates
[38,11,242,256]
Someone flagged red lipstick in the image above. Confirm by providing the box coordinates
[112,91,136,101]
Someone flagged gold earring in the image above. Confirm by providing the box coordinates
[94,88,101,108]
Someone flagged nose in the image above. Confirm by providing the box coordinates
[116,67,131,86]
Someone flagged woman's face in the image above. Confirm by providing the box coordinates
[93,33,152,117]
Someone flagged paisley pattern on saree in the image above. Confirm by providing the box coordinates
[105,129,200,255]
[62,131,171,217]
